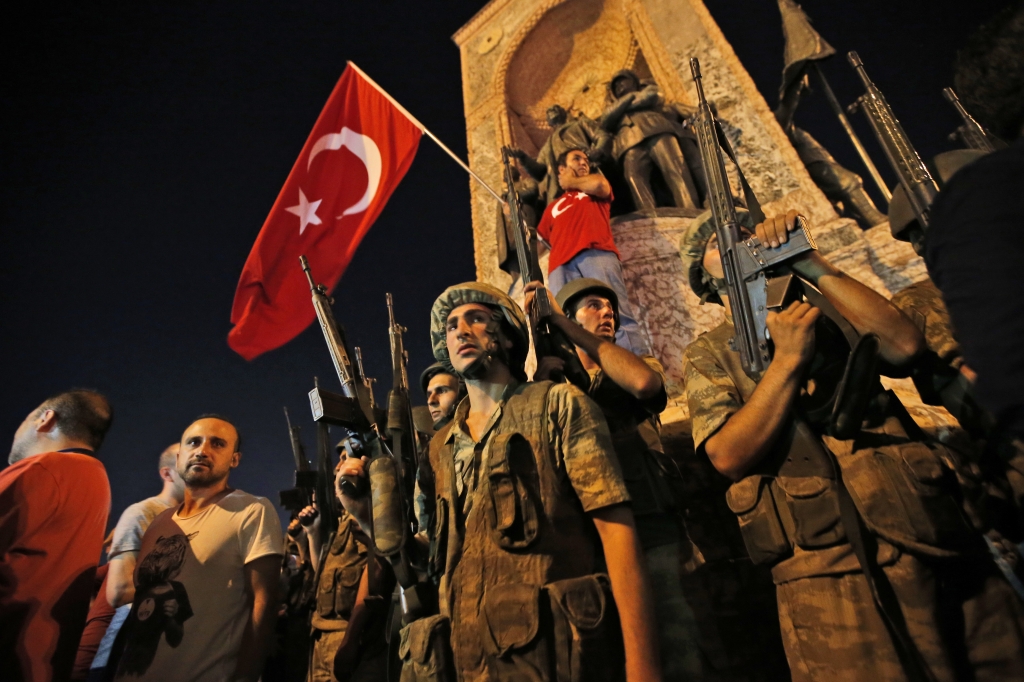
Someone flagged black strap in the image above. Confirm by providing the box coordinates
[715,119,765,224]
[828,451,938,682]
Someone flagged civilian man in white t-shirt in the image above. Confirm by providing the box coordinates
[109,415,283,682]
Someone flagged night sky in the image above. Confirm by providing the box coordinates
[2,0,1007,531]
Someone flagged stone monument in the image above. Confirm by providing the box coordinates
[452,0,937,429]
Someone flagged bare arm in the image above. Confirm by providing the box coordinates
[704,302,819,481]
[758,212,925,365]
[558,168,611,199]
[297,504,322,573]
[591,504,662,682]
[232,555,281,682]
[550,315,662,398]
[106,553,137,607]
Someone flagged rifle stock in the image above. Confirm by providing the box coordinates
[278,407,316,511]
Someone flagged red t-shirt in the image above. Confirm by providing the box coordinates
[0,451,111,682]
[72,564,115,679]
[537,189,619,273]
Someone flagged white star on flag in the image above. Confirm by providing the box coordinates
[285,188,322,234]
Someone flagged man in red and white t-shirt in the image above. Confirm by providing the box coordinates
[537,147,650,355]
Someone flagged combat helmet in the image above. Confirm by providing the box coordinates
[555,277,620,330]
[429,282,529,381]
[678,208,757,306]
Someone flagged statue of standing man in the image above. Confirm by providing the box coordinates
[605,70,706,213]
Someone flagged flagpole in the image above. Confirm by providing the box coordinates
[348,61,506,204]
[811,63,892,203]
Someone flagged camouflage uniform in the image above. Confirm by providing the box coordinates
[398,282,634,682]
[407,380,630,682]
[309,515,394,682]
[684,320,1024,682]
[586,356,704,679]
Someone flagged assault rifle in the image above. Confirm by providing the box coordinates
[278,407,316,512]
[942,87,1004,153]
[380,293,433,621]
[300,255,383,543]
[500,146,591,390]
[688,58,818,375]
[847,52,939,235]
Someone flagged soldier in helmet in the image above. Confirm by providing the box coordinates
[680,208,1024,681]
[419,363,465,431]
[339,282,662,682]
[296,435,395,682]
[526,276,704,679]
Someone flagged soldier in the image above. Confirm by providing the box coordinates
[526,276,704,679]
[343,282,662,681]
[605,69,706,212]
[419,363,465,431]
[298,439,395,682]
[680,208,1024,681]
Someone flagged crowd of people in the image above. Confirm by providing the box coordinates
[2,5,1023,682]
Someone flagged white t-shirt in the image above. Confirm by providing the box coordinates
[112,489,283,682]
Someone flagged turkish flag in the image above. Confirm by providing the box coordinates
[228,63,422,360]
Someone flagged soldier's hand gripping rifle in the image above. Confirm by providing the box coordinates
[501,146,591,390]
[688,58,818,375]
[847,52,940,238]
[278,407,317,513]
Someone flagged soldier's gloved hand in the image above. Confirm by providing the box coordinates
[766,301,820,371]
[534,356,566,382]
[755,209,805,248]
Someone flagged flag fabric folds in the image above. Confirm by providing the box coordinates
[228,63,422,360]
[777,0,836,100]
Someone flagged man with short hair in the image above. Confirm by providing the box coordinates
[420,362,464,430]
[77,444,185,679]
[1,389,113,682]
[344,282,662,682]
[110,415,283,682]
[529,277,704,679]
[537,146,650,355]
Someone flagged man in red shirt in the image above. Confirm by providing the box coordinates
[1,389,113,682]
[537,147,651,355]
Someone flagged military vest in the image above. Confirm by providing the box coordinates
[696,324,978,582]
[427,381,623,681]
[587,367,677,524]
[311,515,368,632]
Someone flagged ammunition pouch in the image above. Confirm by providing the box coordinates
[547,574,623,682]
[481,583,541,657]
[775,476,845,549]
[725,475,792,565]
[484,432,539,550]
[399,614,454,682]
[315,565,362,624]
[840,438,977,553]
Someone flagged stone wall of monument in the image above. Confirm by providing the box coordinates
[454,0,943,429]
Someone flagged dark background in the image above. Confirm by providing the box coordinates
[1,0,1006,532]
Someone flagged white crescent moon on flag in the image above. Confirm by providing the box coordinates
[307,127,382,217]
